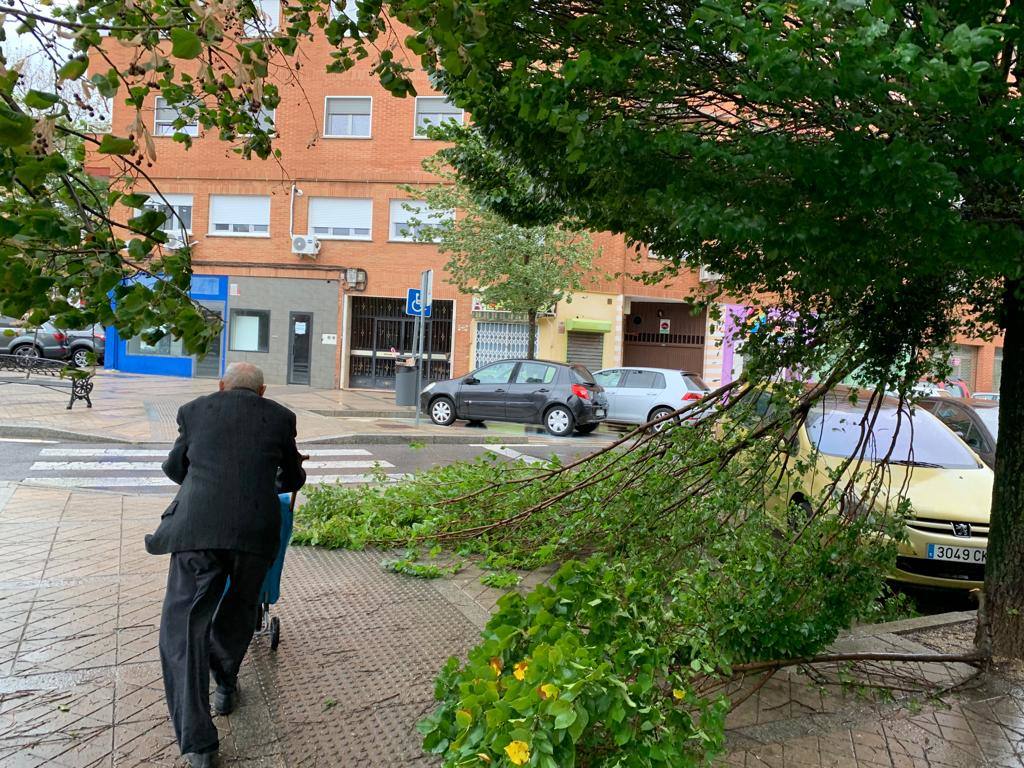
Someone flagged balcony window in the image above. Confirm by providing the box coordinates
[308,197,372,240]
[208,194,271,237]
[154,97,198,137]
[389,199,452,242]
[414,97,463,137]
[324,97,371,138]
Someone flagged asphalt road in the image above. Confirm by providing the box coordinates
[0,436,611,494]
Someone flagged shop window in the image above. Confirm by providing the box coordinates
[414,97,463,136]
[229,309,270,352]
[324,97,371,137]
[128,328,185,357]
[209,194,271,236]
[308,197,372,239]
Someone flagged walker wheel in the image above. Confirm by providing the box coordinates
[269,616,281,651]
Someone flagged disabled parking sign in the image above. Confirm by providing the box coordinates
[405,288,431,317]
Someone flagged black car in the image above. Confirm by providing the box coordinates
[420,359,608,436]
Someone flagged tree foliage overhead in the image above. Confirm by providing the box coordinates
[405,127,596,358]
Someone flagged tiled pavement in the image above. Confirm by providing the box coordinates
[2,482,1023,767]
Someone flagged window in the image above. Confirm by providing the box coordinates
[593,369,624,388]
[243,0,279,36]
[515,363,556,385]
[993,347,1003,392]
[472,361,517,384]
[141,193,193,239]
[154,97,198,137]
[208,195,271,236]
[229,309,270,352]
[308,197,372,240]
[624,370,666,389]
[324,97,371,137]
[128,328,185,357]
[389,199,452,242]
[414,97,464,136]
[244,104,275,134]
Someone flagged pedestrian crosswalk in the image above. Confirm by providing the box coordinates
[25,446,406,493]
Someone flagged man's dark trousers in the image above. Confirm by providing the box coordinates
[159,549,273,755]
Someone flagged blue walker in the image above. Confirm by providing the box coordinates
[254,492,294,651]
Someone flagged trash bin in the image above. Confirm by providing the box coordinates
[395,363,418,406]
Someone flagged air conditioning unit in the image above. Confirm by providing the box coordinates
[291,234,321,256]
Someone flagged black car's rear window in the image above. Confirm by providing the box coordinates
[570,364,596,384]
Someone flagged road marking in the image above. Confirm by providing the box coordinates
[31,459,393,471]
[0,437,59,444]
[306,473,409,485]
[38,447,372,457]
[472,444,546,465]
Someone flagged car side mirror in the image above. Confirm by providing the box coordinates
[464,377,479,385]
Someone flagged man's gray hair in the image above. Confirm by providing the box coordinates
[222,362,264,393]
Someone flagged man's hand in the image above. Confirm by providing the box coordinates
[299,454,310,463]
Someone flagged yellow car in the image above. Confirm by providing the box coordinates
[778,390,993,590]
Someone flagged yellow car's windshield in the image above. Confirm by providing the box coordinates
[805,402,981,470]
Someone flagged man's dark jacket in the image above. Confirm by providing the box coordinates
[145,388,306,559]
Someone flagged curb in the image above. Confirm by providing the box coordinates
[310,408,417,418]
[844,610,977,638]
[0,425,532,446]
[298,433,533,446]
[0,425,131,444]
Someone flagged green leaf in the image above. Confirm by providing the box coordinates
[0,106,34,146]
[24,90,60,110]
[57,57,88,82]
[98,135,136,155]
[170,29,203,59]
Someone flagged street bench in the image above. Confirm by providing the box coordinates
[0,354,94,409]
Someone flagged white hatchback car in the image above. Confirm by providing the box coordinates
[593,367,710,430]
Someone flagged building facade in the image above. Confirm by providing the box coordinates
[88,13,1004,393]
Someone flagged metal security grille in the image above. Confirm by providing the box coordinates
[474,322,533,367]
[348,297,453,390]
[566,331,604,372]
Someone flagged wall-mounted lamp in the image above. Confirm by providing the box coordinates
[344,267,368,291]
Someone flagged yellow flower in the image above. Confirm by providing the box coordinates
[504,740,530,766]
[538,683,559,700]
[672,689,685,700]
[489,657,503,676]
[513,661,529,681]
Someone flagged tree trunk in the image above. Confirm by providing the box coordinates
[527,309,537,360]
[976,281,1024,659]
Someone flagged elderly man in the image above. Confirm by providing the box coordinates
[146,362,306,768]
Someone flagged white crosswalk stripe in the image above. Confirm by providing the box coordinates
[472,444,547,465]
[24,446,400,493]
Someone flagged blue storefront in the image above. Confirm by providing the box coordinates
[104,275,228,378]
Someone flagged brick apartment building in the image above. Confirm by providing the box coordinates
[87,5,1003,394]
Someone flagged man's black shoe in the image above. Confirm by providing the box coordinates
[213,687,237,716]
[184,751,215,768]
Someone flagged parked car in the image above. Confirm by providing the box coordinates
[769,388,993,590]
[972,392,999,402]
[919,397,999,469]
[913,378,971,399]
[0,316,68,359]
[65,324,106,367]
[421,359,608,436]
[593,367,710,431]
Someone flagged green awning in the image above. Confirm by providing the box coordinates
[564,318,612,333]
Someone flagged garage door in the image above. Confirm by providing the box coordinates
[567,331,604,372]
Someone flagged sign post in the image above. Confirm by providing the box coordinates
[414,269,433,426]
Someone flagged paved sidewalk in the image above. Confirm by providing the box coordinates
[0,371,537,444]
[2,482,1022,767]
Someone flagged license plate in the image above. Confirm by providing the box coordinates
[595,408,606,418]
[927,544,986,564]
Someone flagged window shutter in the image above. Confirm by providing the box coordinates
[308,198,372,235]
[209,195,271,227]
